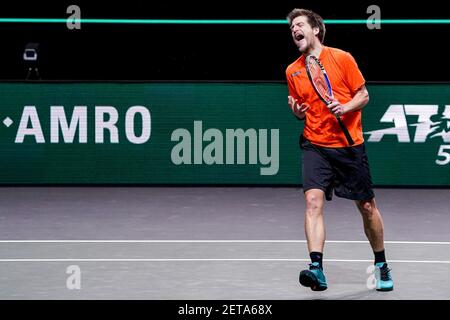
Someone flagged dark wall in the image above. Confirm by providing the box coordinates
[0,0,448,81]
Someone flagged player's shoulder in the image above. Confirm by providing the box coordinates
[326,46,355,62]
[286,55,305,75]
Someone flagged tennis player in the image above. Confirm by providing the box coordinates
[285,8,393,291]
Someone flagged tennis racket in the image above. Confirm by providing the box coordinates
[305,55,355,146]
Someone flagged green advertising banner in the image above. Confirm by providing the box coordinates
[0,82,449,185]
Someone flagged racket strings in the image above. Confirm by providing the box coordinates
[307,60,332,102]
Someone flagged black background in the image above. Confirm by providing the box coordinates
[1,300,449,318]
[0,0,448,81]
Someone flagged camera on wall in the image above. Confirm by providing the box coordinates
[24,42,41,80]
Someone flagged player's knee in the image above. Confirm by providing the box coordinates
[305,192,323,214]
[358,200,375,217]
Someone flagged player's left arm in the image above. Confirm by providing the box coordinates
[342,84,369,113]
[328,52,369,116]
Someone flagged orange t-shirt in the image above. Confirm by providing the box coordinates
[286,46,366,147]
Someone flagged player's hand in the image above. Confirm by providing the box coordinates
[327,99,347,117]
[288,96,310,119]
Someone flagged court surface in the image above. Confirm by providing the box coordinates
[0,187,449,300]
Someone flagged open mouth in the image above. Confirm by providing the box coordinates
[295,33,305,41]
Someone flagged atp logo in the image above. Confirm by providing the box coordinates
[365,105,450,165]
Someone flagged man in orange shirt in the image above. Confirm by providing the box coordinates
[286,8,393,292]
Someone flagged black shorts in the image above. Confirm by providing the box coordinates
[300,135,375,201]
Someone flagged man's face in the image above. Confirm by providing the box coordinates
[290,15,319,53]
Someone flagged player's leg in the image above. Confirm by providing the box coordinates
[355,197,384,252]
[328,141,393,291]
[304,188,326,255]
[298,135,331,291]
[355,197,394,291]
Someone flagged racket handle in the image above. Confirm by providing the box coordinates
[336,116,355,146]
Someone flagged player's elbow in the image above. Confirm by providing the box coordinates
[361,89,369,107]
[363,92,369,106]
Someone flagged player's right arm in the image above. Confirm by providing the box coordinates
[288,95,310,120]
